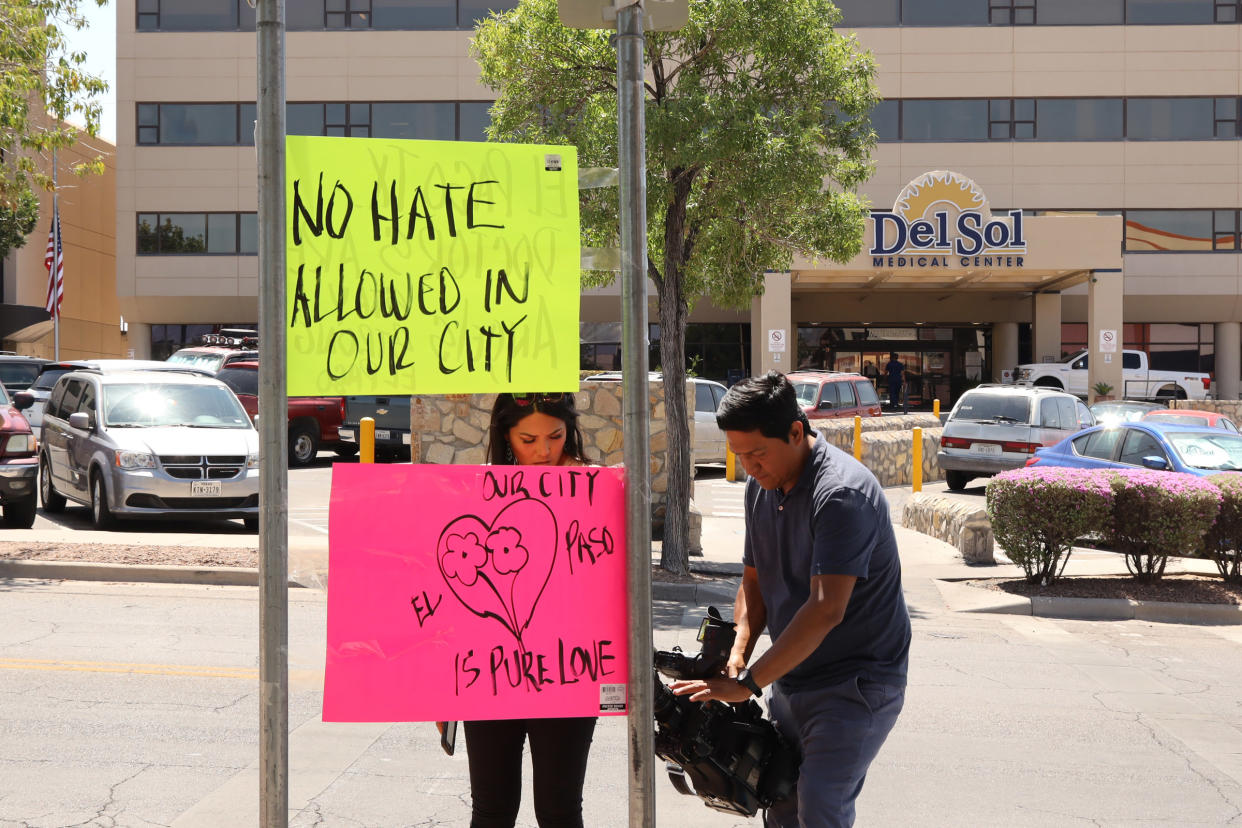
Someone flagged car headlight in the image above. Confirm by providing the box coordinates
[115,450,157,470]
[2,434,35,455]
[247,452,259,469]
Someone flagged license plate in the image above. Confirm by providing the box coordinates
[375,429,391,440]
[192,481,222,496]
[338,428,354,440]
[971,443,1002,456]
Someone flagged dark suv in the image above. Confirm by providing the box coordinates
[787,370,883,420]
[0,355,50,394]
[0,382,39,527]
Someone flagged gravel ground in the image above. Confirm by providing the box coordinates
[970,573,1242,605]
[0,541,258,568]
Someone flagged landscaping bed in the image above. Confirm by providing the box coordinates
[968,572,1242,605]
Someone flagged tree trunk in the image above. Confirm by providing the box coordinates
[658,280,692,576]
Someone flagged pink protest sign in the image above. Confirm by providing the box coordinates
[324,463,629,722]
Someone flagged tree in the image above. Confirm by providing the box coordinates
[474,0,879,574]
[0,0,108,259]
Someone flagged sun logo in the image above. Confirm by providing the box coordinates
[893,171,989,225]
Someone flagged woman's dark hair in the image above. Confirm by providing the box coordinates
[715,371,806,440]
[486,392,591,466]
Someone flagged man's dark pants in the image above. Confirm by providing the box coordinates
[764,676,905,828]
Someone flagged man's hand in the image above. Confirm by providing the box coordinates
[669,676,752,704]
[725,652,747,678]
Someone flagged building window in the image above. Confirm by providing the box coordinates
[1127,97,1219,140]
[137,213,258,255]
[900,0,989,26]
[151,323,257,360]
[1034,98,1124,140]
[136,103,254,146]
[901,99,989,141]
[989,98,1035,139]
[989,0,1035,25]
[138,0,515,31]
[1125,0,1215,23]
[834,0,901,25]
[1036,0,1125,23]
[1125,210,1218,252]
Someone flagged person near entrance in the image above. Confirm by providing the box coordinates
[671,371,910,828]
[861,360,879,389]
[884,352,905,408]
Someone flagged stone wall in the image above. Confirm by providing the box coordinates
[409,381,692,529]
[902,493,995,564]
[1171,400,1242,419]
[811,415,943,488]
[812,414,943,452]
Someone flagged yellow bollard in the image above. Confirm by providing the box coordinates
[933,398,940,419]
[912,426,923,492]
[853,416,863,462]
[360,416,376,464]
[726,447,738,482]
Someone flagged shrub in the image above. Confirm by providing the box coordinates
[986,468,1113,585]
[1106,470,1222,582]
[1203,473,1242,583]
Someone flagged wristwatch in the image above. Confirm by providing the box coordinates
[735,668,762,698]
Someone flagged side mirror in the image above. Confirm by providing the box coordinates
[68,412,92,431]
[1141,455,1169,471]
[12,391,32,410]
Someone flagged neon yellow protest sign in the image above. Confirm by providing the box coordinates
[286,136,580,395]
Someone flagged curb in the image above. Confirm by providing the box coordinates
[0,559,307,588]
[937,579,1242,625]
[652,580,738,606]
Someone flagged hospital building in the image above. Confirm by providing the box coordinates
[117,0,1242,402]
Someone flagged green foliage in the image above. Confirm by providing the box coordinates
[473,0,879,571]
[0,189,39,255]
[986,468,1113,584]
[1106,469,1222,582]
[0,0,109,257]
[1092,381,1114,396]
[1203,473,1242,583]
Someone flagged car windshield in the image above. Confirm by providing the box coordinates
[1091,402,1158,424]
[102,383,251,428]
[792,382,819,406]
[952,393,1030,423]
[0,383,11,405]
[1166,432,1242,471]
[0,363,42,390]
[167,351,225,372]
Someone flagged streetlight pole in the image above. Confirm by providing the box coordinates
[255,0,289,825]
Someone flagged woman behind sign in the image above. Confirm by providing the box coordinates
[463,391,598,828]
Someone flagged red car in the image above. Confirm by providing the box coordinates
[787,370,883,420]
[215,362,354,466]
[1142,409,1239,433]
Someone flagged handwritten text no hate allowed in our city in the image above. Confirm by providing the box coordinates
[288,170,537,385]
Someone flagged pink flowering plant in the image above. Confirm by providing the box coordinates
[1202,473,1242,583]
[986,467,1113,584]
[1105,470,1222,582]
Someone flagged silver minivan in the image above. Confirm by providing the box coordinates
[937,385,1093,491]
[38,370,259,529]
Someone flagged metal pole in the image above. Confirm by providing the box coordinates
[52,148,59,361]
[616,4,654,826]
[256,0,288,825]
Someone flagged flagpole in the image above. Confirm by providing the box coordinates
[52,147,59,361]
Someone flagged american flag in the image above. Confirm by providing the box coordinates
[44,206,64,320]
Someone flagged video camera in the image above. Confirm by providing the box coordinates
[653,607,799,817]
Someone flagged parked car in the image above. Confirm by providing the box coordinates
[35,370,259,530]
[17,359,193,439]
[937,385,1094,491]
[337,396,412,461]
[0,355,49,393]
[1142,409,1238,432]
[1015,349,1211,401]
[787,370,883,421]
[583,372,730,464]
[1088,399,1165,427]
[0,382,39,527]
[166,330,259,375]
[215,361,354,466]
[1027,421,1242,477]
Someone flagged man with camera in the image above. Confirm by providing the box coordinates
[671,371,910,828]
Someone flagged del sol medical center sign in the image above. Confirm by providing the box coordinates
[870,171,1026,269]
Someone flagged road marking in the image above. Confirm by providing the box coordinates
[290,517,329,534]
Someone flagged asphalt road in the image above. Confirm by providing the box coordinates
[3,562,1242,825]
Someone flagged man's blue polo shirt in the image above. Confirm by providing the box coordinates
[742,432,910,692]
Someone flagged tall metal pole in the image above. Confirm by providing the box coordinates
[51,147,59,360]
[256,0,289,825]
[616,4,655,826]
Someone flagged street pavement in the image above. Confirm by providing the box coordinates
[1,460,1242,825]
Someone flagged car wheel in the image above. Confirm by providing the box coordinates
[946,470,971,491]
[289,424,320,467]
[3,495,37,528]
[40,455,66,513]
[243,517,259,532]
[90,472,117,530]
[334,444,359,459]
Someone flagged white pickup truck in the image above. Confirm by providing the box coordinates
[1015,350,1211,400]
